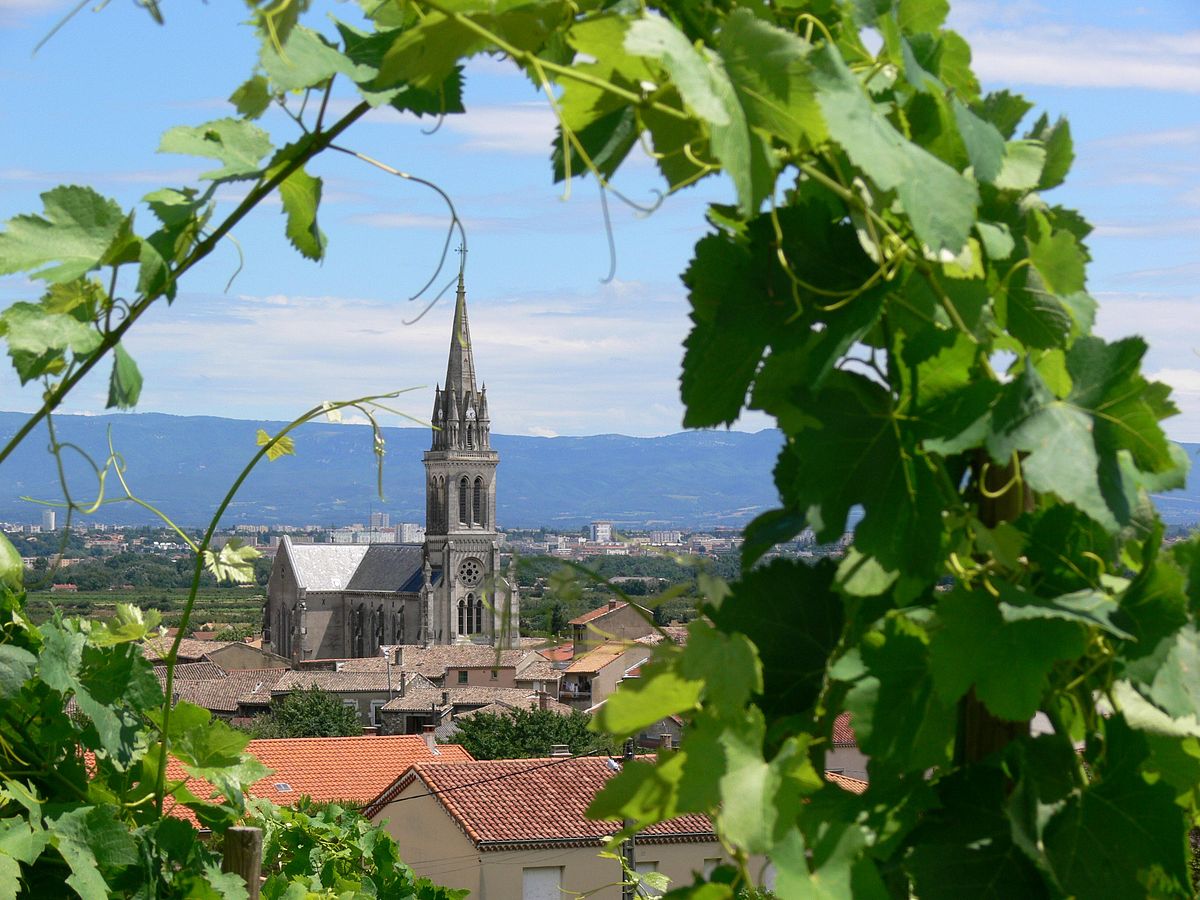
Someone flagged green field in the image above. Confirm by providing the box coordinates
[25,586,266,631]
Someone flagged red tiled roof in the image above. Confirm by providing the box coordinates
[166,734,474,818]
[570,602,628,626]
[827,772,868,794]
[564,642,647,675]
[369,756,715,848]
[536,642,574,663]
[153,660,225,681]
[167,669,287,714]
[143,636,234,662]
[832,711,857,746]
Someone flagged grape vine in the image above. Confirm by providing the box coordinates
[1,1,1198,898]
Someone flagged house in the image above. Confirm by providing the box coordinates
[365,756,739,899]
[162,667,288,721]
[204,641,291,671]
[561,642,652,711]
[168,733,473,824]
[570,600,654,653]
[377,686,573,736]
[826,712,868,781]
[270,669,435,728]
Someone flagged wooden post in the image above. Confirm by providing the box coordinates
[221,826,262,900]
[957,453,1032,765]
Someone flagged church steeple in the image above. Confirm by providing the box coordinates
[444,272,477,398]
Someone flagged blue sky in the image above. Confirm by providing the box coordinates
[0,0,1198,439]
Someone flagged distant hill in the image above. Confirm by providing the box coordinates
[2,412,1197,530]
[0,412,785,529]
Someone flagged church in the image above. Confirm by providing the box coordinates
[263,273,520,660]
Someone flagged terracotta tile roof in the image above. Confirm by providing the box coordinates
[570,602,628,626]
[513,657,560,682]
[166,735,474,820]
[456,695,575,719]
[324,646,532,680]
[381,685,556,713]
[272,669,401,694]
[536,642,574,663]
[827,772,868,794]
[165,669,288,714]
[563,642,648,675]
[143,636,234,662]
[370,756,714,848]
[634,625,690,647]
[832,711,857,746]
[153,660,225,680]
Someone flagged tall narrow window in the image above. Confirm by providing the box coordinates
[440,477,448,531]
[459,476,469,524]
[474,595,485,635]
[473,477,483,527]
[457,599,466,635]
[464,593,475,634]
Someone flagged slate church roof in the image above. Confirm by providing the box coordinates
[282,538,433,594]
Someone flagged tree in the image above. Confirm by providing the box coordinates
[1,1,1198,898]
[249,686,362,739]
[450,708,607,760]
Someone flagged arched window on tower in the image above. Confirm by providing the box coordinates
[474,594,485,635]
[473,477,483,527]
[457,598,466,635]
[439,477,448,531]
[459,476,469,524]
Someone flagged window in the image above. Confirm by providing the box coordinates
[522,867,562,900]
[703,859,723,878]
[635,861,664,898]
[490,669,498,681]
[457,599,465,635]
[457,670,468,684]
[473,476,484,526]
[370,700,385,726]
[458,476,469,524]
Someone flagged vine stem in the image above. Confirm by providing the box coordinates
[154,390,403,812]
[0,101,371,470]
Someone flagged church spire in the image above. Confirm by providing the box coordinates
[444,270,477,398]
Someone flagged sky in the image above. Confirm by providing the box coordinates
[0,0,1198,440]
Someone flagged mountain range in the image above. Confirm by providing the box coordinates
[0,411,784,529]
[2,412,1198,530]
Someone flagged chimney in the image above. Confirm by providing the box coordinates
[400,672,406,698]
[608,599,618,610]
[422,724,437,752]
[549,744,571,758]
[538,690,548,711]
[659,733,673,750]
[396,646,404,668]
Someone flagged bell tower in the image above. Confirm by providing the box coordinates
[422,267,516,646]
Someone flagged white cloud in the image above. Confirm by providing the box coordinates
[1093,218,1200,238]
[527,426,559,437]
[441,104,557,155]
[1149,368,1200,394]
[1092,126,1200,149]
[953,18,1200,92]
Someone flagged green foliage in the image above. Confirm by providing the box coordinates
[248,798,467,899]
[449,707,608,759]
[247,686,362,739]
[2,1,1199,897]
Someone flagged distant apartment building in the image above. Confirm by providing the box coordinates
[397,522,425,543]
[370,511,390,529]
[649,530,682,545]
[41,509,56,532]
[588,521,613,543]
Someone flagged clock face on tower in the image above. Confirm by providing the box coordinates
[458,558,483,587]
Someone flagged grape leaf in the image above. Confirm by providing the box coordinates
[203,539,261,584]
[809,42,977,254]
[260,25,374,92]
[931,588,1087,721]
[229,74,272,119]
[256,428,297,461]
[0,186,128,283]
[591,655,703,737]
[708,560,843,722]
[272,157,325,260]
[1043,717,1190,898]
[106,343,143,410]
[993,140,1045,192]
[717,10,825,151]
[626,13,771,215]
[159,118,273,182]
